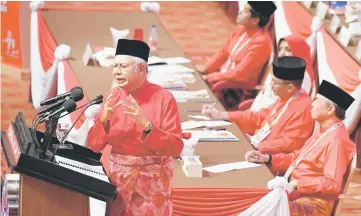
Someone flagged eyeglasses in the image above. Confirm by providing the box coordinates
[110,63,135,71]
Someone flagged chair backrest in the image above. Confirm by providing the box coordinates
[331,153,357,215]
[257,52,274,86]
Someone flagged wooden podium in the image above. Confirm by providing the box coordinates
[19,174,88,216]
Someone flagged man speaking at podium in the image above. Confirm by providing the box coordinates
[87,39,183,216]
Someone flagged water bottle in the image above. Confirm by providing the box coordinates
[148,24,158,55]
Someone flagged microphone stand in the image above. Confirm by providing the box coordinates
[50,101,102,163]
[40,113,61,160]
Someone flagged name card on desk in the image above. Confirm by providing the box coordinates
[346,14,358,24]
[329,15,341,34]
[302,1,313,9]
[338,26,353,47]
[348,22,361,36]
[82,43,97,67]
[316,1,330,20]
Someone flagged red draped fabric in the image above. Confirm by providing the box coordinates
[282,2,313,38]
[322,33,361,93]
[37,10,89,128]
[38,10,57,72]
[282,2,361,93]
[172,188,269,215]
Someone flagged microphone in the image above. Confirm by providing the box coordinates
[58,95,103,119]
[50,96,104,162]
[39,90,85,116]
[39,99,77,124]
[40,87,84,106]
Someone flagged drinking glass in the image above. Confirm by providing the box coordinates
[56,123,69,143]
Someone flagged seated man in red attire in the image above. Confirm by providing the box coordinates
[240,35,316,112]
[245,80,356,216]
[202,56,314,154]
[87,39,183,216]
[201,1,277,109]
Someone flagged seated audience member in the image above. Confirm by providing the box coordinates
[241,35,316,112]
[245,80,356,216]
[201,1,277,109]
[202,56,314,154]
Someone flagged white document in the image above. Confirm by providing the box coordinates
[181,120,232,130]
[147,77,186,89]
[55,155,110,182]
[148,64,194,74]
[182,130,239,142]
[148,73,196,84]
[203,161,261,173]
[163,57,191,64]
[170,89,210,100]
[148,56,166,65]
[189,115,211,121]
[148,56,191,65]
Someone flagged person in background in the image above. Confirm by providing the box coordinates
[245,80,356,216]
[239,35,316,112]
[202,56,314,155]
[200,1,277,109]
[87,39,183,216]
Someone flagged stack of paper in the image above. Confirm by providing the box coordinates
[181,120,232,130]
[148,78,186,90]
[163,57,191,64]
[148,56,166,65]
[182,130,239,142]
[188,115,211,121]
[170,89,211,102]
[148,56,191,65]
[203,161,261,173]
[148,64,194,74]
[147,73,196,84]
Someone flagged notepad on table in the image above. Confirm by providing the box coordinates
[181,120,232,130]
[182,130,239,142]
[203,161,261,173]
[188,115,211,121]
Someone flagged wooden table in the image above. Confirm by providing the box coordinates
[42,10,274,188]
